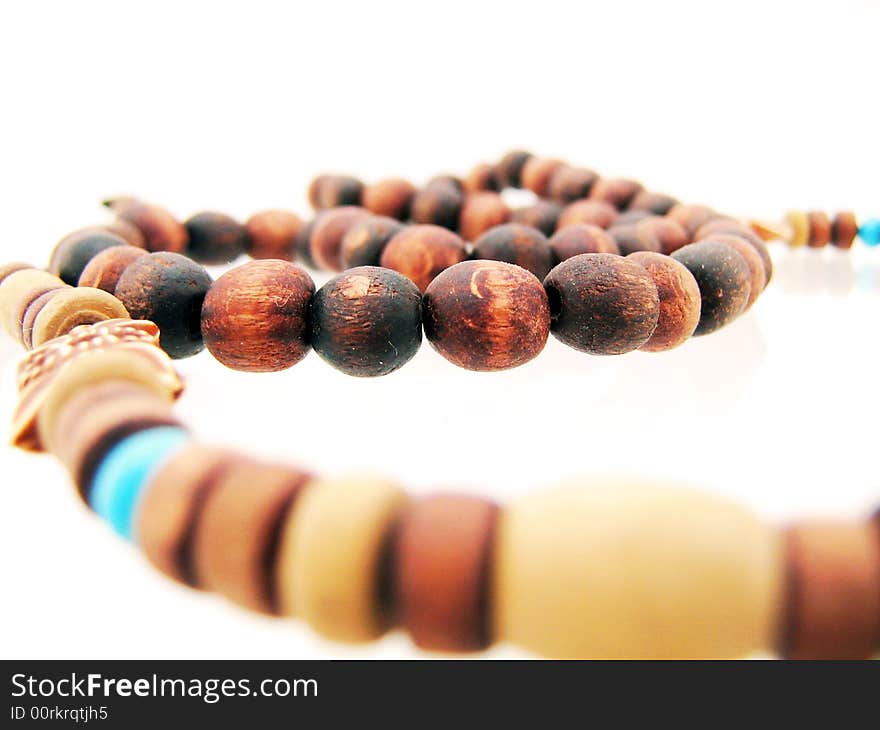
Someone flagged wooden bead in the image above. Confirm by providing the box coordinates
[546,165,599,202]
[201,260,314,372]
[0,262,32,286]
[614,209,654,225]
[807,211,831,248]
[423,260,550,371]
[692,221,773,286]
[308,206,369,271]
[492,481,782,658]
[104,197,188,253]
[608,222,663,255]
[244,209,302,260]
[307,174,364,209]
[362,178,417,220]
[310,266,422,377]
[495,149,533,188]
[293,218,318,268]
[627,252,701,352]
[184,211,249,264]
[472,223,555,280]
[520,157,565,197]
[831,211,859,250]
[0,269,67,341]
[276,475,406,642]
[509,201,562,237]
[667,203,721,237]
[588,177,644,210]
[410,183,464,230]
[548,223,620,261]
[192,460,310,614]
[671,241,751,336]
[340,216,405,269]
[462,163,499,194]
[779,521,880,659]
[30,286,130,348]
[114,252,213,359]
[101,219,146,248]
[629,190,679,215]
[77,245,148,294]
[393,495,498,652]
[459,192,511,242]
[544,254,659,355]
[785,210,809,247]
[379,224,468,292]
[699,234,766,310]
[426,174,464,192]
[638,216,690,255]
[557,200,618,230]
[48,230,130,285]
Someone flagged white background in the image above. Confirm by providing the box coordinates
[1,0,878,659]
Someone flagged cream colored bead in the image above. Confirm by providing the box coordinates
[492,481,783,659]
[0,269,67,340]
[276,475,406,643]
[30,286,129,348]
[785,210,809,247]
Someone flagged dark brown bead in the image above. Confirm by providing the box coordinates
[309,206,369,271]
[380,225,468,292]
[495,149,533,188]
[410,183,464,230]
[77,245,149,293]
[48,230,129,285]
[779,521,880,659]
[627,252,701,352]
[520,157,566,197]
[423,260,550,371]
[362,178,417,220]
[308,174,364,209]
[608,222,663,255]
[293,218,318,268]
[671,240,751,335]
[638,216,690,255]
[692,220,773,286]
[102,218,146,248]
[427,174,464,193]
[245,209,302,260]
[115,252,213,358]
[666,203,721,237]
[462,163,499,194]
[509,201,562,237]
[614,209,654,226]
[184,211,248,265]
[472,223,554,280]
[544,253,660,355]
[310,266,422,377]
[807,211,831,248]
[103,197,188,253]
[201,260,313,372]
[340,215,405,269]
[700,234,766,309]
[459,192,511,242]
[629,190,679,215]
[557,200,618,230]
[546,165,599,202]
[589,178,644,210]
[831,211,859,250]
[548,224,620,261]
[393,494,498,652]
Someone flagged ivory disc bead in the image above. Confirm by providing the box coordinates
[509,201,562,237]
[308,206,369,271]
[0,262,32,286]
[0,269,68,341]
[699,234,767,309]
[588,177,644,210]
[459,192,511,242]
[543,254,659,355]
[548,224,620,261]
[362,178,417,220]
[520,157,565,197]
[785,210,810,247]
[546,165,599,202]
[244,210,302,260]
[48,230,129,286]
[423,260,550,371]
[492,481,783,659]
[410,183,464,230]
[78,245,149,294]
[379,225,468,292]
[307,174,364,210]
[557,200,618,230]
[276,475,407,642]
[339,216,405,269]
[30,286,130,348]
[472,223,555,280]
[104,198,188,253]
[184,211,249,265]
[201,260,314,372]
[627,252,701,352]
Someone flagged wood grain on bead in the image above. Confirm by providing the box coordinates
[629,190,679,215]
[49,230,130,285]
[546,165,599,202]
[807,211,831,248]
[308,174,364,209]
[379,224,467,292]
[201,260,314,372]
[184,211,249,264]
[30,286,130,348]
[459,192,511,242]
[114,252,213,358]
[543,253,659,355]
[462,163,499,194]
[104,198,188,253]
[340,216,405,269]
[472,223,554,280]
[308,206,369,271]
[627,252,701,352]
[495,149,532,188]
[0,269,67,340]
[410,182,464,230]
[362,178,417,220]
[393,495,498,652]
[692,221,773,286]
[310,267,422,377]
[671,241,751,336]
[699,234,766,309]
[588,178,643,210]
[509,201,562,237]
[520,157,565,197]
[423,260,550,371]
[557,200,618,230]
[78,245,148,294]
[831,211,858,249]
[245,209,302,260]
[548,223,619,261]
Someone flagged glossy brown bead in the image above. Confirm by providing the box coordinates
[245,209,302,260]
[548,224,620,261]
[629,190,679,215]
[362,178,417,220]
[201,260,314,372]
[462,163,499,194]
[666,204,721,238]
[692,220,773,286]
[308,174,364,209]
[472,223,554,280]
[509,201,562,237]
[48,230,130,285]
[520,157,565,197]
[831,211,858,249]
[546,165,599,202]
[459,192,511,242]
[380,225,468,292]
[588,178,644,210]
[627,252,701,352]
[184,211,248,264]
[544,253,660,355]
[700,234,766,309]
[557,200,618,230]
[393,495,498,652]
[339,215,405,268]
[104,197,188,253]
[77,245,148,294]
[423,260,550,371]
[308,206,369,271]
[495,149,533,188]
[807,211,831,248]
[671,240,751,335]
[310,266,422,377]
[410,183,464,230]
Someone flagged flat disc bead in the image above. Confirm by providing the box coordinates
[671,240,751,335]
[362,178,417,220]
[472,223,554,280]
[546,165,599,202]
[543,253,659,355]
[410,183,464,230]
[184,211,248,264]
[29,286,130,348]
[422,260,550,371]
[627,252,701,352]
[310,267,422,377]
[459,192,511,242]
[105,198,188,253]
[200,260,314,372]
[244,209,302,260]
[77,245,149,293]
[509,201,562,237]
[0,269,67,341]
[339,216,405,269]
[785,210,810,247]
[548,224,620,261]
[557,200,618,230]
[379,224,467,292]
[0,262,33,286]
[831,211,859,249]
[48,230,130,285]
[308,206,369,271]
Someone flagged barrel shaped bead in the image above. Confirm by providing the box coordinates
[472,223,555,280]
[379,225,468,292]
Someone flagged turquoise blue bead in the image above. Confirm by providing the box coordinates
[89,426,189,541]
[859,218,880,247]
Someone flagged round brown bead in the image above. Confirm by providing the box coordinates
[244,209,302,260]
[102,218,146,248]
[462,163,499,194]
[546,165,599,202]
[629,190,679,215]
[779,521,880,659]
[472,223,554,280]
[520,157,565,197]
[340,215,405,269]
[627,252,701,352]
[459,192,511,242]
[544,253,660,355]
[184,211,249,264]
[638,216,690,255]
[588,178,644,210]
[379,224,468,292]
[700,234,766,309]
[48,230,130,285]
[393,494,498,652]
[666,204,721,237]
[807,211,831,249]
[201,260,314,372]
[692,220,773,287]
[671,240,751,335]
[362,178,417,220]
[308,206,369,271]
[293,218,318,268]
[548,224,620,261]
[831,211,859,250]
[310,266,422,377]
[308,174,364,209]
[614,209,654,226]
[557,200,618,230]
[410,182,464,230]
[423,260,550,371]
[495,149,533,188]
[510,201,562,237]
[104,198,188,253]
[608,222,663,255]
[77,245,148,293]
